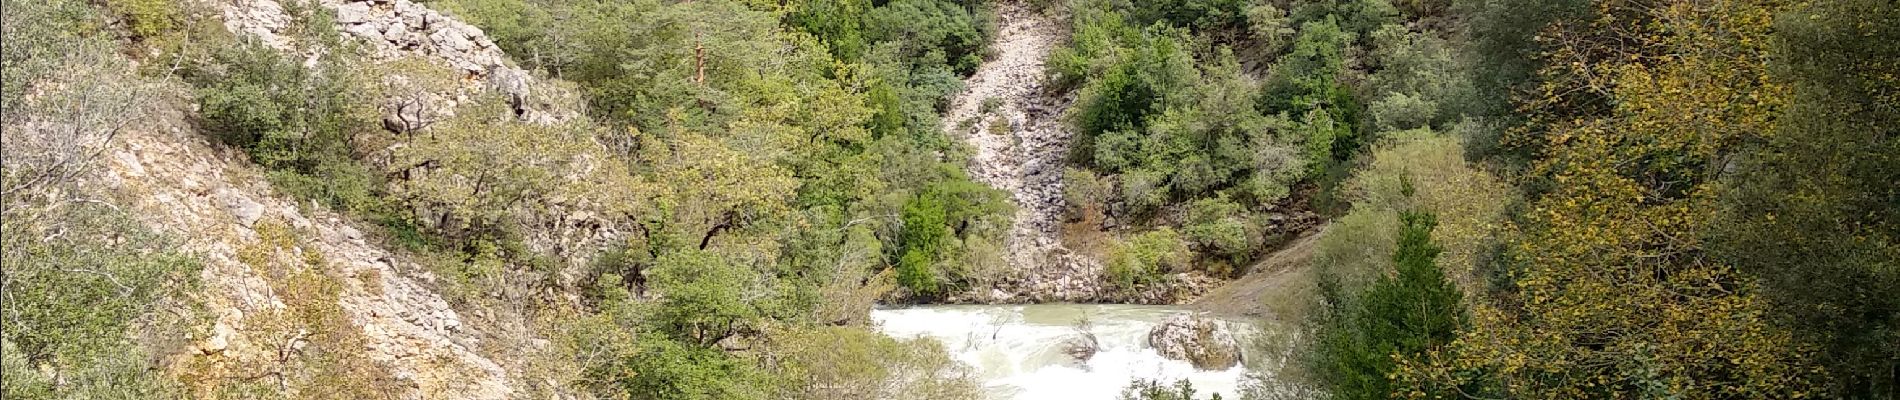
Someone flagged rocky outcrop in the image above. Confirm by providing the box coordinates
[1146,313,1242,370]
[222,0,576,125]
[98,98,514,398]
[218,0,623,270]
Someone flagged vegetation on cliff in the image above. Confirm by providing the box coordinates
[2,0,1895,398]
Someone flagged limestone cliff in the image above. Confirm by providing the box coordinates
[86,0,629,397]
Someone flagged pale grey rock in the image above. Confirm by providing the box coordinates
[1147,313,1242,370]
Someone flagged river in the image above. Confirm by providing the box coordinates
[871,304,1264,400]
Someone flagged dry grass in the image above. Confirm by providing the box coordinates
[1189,228,1324,323]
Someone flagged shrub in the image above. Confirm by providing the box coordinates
[1348,132,1514,286]
[1105,228,1190,291]
[594,335,770,400]
[1120,379,1221,400]
[1368,92,1437,132]
[861,0,992,74]
[188,39,381,214]
[791,0,869,61]
[980,96,1004,114]
[105,0,180,39]
[0,203,201,399]
[386,96,594,241]
[1246,4,1296,54]
[897,191,951,296]
[1313,208,1400,296]
[1130,0,1249,32]
[767,326,981,400]
[1062,167,1115,221]
[1183,196,1258,268]
[1118,168,1171,216]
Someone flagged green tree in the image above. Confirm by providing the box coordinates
[187,37,383,214]
[1260,18,1360,168]
[1314,211,1465,400]
[1406,1,1826,397]
[790,0,869,61]
[766,325,980,400]
[1712,0,1900,396]
[860,0,990,74]
[898,191,950,296]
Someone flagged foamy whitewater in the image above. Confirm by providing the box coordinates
[871,304,1256,400]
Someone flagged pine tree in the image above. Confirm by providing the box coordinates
[1315,211,1465,400]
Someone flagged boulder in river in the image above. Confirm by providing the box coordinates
[1146,313,1241,370]
[1062,331,1099,363]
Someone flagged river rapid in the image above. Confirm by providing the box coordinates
[871,304,1263,400]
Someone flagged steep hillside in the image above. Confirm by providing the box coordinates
[102,87,515,398]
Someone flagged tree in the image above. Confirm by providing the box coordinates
[1314,211,1465,400]
[1403,1,1827,397]
[790,0,869,61]
[860,0,990,74]
[766,325,980,400]
[1711,0,1900,396]
[1,0,165,206]
[1261,18,1360,169]
[387,97,600,242]
[1447,0,1587,163]
[897,191,950,296]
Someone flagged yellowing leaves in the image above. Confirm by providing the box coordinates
[1399,0,1824,398]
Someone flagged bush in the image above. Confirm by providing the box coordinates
[1119,379,1221,400]
[1348,132,1514,285]
[0,204,201,399]
[1367,92,1436,132]
[104,0,180,39]
[578,250,777,397]
[1118,168,1171,216]
[893,181,1010,297]
[386,96,596,241]
[791,0,869,61]
[1062,167,1115,221]
[1105,228,1190,291]
[767,326,980,400]
[1183,196,1258,268]
[188,39,382,214]
[1129,0,1248,32]
[594,335,770,400]
[861,0,991,74]
[1246,4,1296,54]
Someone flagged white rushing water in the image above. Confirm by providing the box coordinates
[872,304,1258,400]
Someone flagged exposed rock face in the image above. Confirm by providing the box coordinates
[99,102,514,399]
[1147,313,1242,371]
[942,2,1067,263]
[217,0,622,270]
[222,0,575,124]
[129,0,644,397]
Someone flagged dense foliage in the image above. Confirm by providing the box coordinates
[4,0,1896,398]
[1314,211,1464,400]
